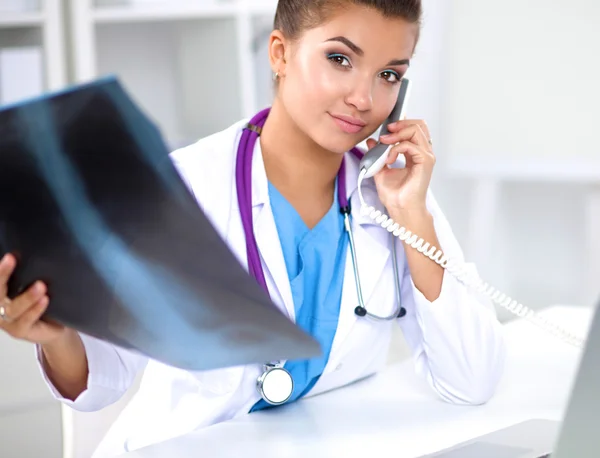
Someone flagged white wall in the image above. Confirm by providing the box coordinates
[444,0,600,166]
[410,0,598,321]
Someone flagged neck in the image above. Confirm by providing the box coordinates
[259,99,343,202]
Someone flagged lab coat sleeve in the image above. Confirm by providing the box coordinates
[35,332,148,412]
[395,189,507,405]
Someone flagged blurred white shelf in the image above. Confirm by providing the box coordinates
[448,158,600,183]
[93,3,238,23]
[92,1,276,23]
[0,11,44,28]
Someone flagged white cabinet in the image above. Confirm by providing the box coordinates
[68,0,278,149]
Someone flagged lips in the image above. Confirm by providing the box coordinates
[329,113,366,134]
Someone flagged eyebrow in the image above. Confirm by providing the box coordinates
[325,36,410,67]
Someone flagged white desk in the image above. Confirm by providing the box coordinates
[118,305,595,458]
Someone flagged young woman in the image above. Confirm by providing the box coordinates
[0,0,505,456]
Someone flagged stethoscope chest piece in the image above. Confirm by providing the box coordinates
[256,363,294,405]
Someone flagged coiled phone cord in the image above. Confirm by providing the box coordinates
[357,169,585,349]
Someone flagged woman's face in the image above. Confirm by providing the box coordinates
[277,5,418,154]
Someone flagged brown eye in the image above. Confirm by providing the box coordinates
[380,70,401,83]
[327,53,351,67]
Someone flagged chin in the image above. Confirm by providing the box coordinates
[312,130,364,155]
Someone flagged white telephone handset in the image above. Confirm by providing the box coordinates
[360,78,412,178]
[358,79,584,348]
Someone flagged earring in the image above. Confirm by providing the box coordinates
[272,72,279,81]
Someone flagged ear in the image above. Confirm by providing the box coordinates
[268,29,288,77]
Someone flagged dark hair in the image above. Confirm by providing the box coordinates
[274,0,423,44]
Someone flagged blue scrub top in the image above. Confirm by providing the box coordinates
[250,180,348,412]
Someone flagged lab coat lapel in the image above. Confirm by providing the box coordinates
[250,142,296,322]
[328,155,392,358]
[229,143,391,351]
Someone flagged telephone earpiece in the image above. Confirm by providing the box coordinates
[359,78,412,178]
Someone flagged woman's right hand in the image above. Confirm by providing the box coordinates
[0,253,68,345]
[1,253,89,400]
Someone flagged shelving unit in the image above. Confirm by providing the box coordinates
[68,0,278,149]
[0,0,67,92]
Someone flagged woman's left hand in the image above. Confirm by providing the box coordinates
[365,119,435,218]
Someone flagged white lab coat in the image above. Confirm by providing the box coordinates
[36,118,506,457]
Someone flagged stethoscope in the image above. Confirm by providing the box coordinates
[236,108,406,406]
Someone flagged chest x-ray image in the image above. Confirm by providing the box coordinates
[0,77,320,371]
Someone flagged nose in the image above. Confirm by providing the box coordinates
[344,78,373,112]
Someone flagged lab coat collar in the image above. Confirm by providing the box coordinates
[250,141,268,209]
[343,148,383,227]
